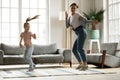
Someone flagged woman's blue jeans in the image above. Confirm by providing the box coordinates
[72,26,87,62]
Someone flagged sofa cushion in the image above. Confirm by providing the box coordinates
[33,54,64,63]
[87,54,102,64]
[33,43,57,55]
[1,43,25,55]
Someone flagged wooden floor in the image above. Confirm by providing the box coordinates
[0,64,120,80]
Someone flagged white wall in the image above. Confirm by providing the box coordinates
[95,0,103,10]
[49,0,65,48]
[79,0,94,13]
[95,0,104,43]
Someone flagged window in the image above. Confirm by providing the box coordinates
[106,0,120,42]
[0,0,49,45]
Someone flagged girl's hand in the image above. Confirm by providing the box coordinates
[65,11,68,19]
[33,34,36,39]
[19,43,23,48]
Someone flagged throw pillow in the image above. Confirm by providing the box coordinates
[1,43,25,55]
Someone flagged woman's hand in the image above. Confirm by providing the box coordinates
[65,11,68,19]
[93,20,99,24]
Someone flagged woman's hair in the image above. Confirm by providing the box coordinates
[70,3,78,8]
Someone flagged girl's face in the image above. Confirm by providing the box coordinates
[71,5,77,14]
[24,24,30,32]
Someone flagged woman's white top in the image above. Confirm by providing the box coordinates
[66,13,92,29]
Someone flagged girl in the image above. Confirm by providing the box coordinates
[65,3,97,70]
[19,15,39,71]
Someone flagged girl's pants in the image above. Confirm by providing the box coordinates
[24,46,34,68]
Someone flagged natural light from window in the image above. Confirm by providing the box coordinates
[108,0,120,42]
[0,0,49,45]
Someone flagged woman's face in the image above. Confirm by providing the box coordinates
[71,5,77,13]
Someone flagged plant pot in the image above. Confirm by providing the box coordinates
[90,30,100,39]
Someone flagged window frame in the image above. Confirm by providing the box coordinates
[104,0,120,43]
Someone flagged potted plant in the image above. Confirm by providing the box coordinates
[83,9,104,39]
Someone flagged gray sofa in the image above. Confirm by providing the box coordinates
[0,43,72,67]
[87,43,120,68]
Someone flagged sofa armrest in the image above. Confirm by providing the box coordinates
[58,49,71,63]
[114,49,120,52]
[0,50,4,64]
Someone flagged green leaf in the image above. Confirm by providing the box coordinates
[83,9,104,22]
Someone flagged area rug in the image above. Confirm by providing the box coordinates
[0,68,115,78]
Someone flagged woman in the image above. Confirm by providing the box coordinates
[65,3,97,70]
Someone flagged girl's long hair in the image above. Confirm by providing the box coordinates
[24,15,39,27]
